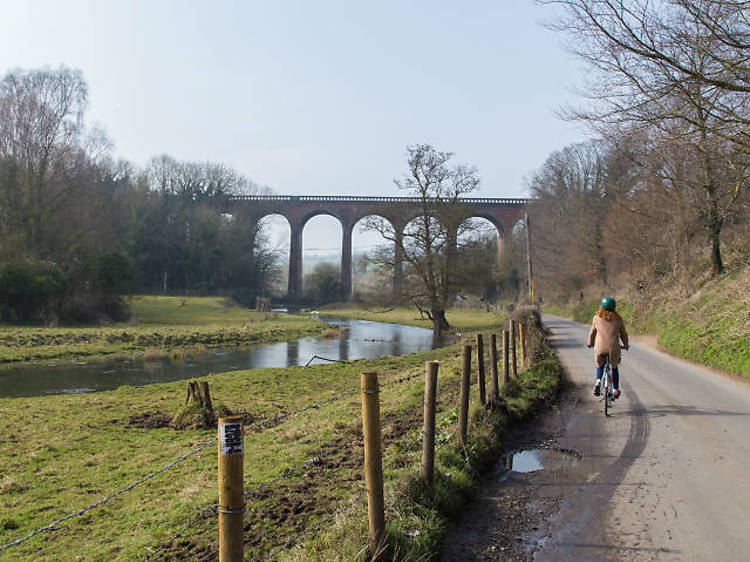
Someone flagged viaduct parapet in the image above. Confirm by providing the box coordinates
[224,195,529,299]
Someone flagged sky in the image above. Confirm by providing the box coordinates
[0,0,588,256]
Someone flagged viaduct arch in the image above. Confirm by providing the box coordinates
[223,195,529,299]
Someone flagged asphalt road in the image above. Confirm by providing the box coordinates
[537,315,750,561]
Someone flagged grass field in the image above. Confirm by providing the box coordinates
[320,305,507,332]
[0,306,561,560]
[0,296,324,366]
[0,344,452,560]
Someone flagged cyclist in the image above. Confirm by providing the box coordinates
[587,297,629,399]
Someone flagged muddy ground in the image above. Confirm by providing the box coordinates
[440,377,587,561]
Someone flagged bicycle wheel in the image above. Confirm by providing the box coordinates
[603,365,610,417]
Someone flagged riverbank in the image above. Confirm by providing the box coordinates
[319,305,506,331]
[0,296,324,367]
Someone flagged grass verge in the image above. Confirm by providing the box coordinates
[543,267,750,378]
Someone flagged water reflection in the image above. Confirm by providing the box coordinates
[286,340,300,367]
[504,449,582,474]
[0,318,444,398]
[338,335,349,362]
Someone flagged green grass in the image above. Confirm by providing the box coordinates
[0,294,560,561]
[543,268,750,378]
[0,296,324,365]
[0,306,561,561]
[320,305,506,332]
[283,341,562,561]
[127,295,257,325]
[0,344,456,560]
[646,272,750,377]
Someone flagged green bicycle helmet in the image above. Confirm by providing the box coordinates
[601,297,616,311]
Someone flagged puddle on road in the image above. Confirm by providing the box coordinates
[503,448,581,474]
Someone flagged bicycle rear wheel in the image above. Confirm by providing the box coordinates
[603,365,610,417]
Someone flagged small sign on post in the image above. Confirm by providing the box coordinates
[218,415,245,562]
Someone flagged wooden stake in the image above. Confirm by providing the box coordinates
[489,333,500,405]
[421,361,438,487]
[458,345,471,447]
[525,212,534,303]
[476,333,486,405]
[218,415,244,562]
[519,322,526,367]
[503,329,511,385]
[511,321,518,378]
[361,371,385,552]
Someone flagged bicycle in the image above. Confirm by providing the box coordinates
[600,347,626,417]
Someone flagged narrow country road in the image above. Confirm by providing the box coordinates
[536,315,750,561]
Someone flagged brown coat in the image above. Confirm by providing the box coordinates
[588,310,629,367]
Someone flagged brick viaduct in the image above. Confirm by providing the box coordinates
[224,195,529,299]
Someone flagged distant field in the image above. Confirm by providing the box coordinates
[0,296,324,365]
[128,295,261,325]
[320,305,507,332]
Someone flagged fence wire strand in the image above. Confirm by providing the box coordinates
[1,367,424,554]
[146,456,324,560]
[0,436,218,553]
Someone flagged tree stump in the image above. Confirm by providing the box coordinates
[173,380,220,429]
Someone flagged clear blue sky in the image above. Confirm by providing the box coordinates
[0,0,587,254]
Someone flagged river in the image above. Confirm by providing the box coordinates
[0,318,443,398]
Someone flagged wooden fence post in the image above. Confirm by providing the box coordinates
[489,333,500,405]
[200,381,213,411]
[218,415,245,562]
[503,329,511,385]
[421,361,439,487]
[519,322,526,367]
[361,371,385,553]
[458,345,471,447]
[511,321,518,378]
[476,333,486,406]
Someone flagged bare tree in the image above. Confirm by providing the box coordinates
[366,144,480,335]
[541,1,750,144]
[539,0,750,274]
[0,66,88,253]
[527,141,614,295]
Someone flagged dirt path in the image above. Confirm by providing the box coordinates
[442,315,750,561]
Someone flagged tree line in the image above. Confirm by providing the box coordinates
[0,66,278,323]
[526,0,749,300]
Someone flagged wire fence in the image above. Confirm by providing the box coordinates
[0,435,219,554]
[145,456,325,560]
[0,369,427,555]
